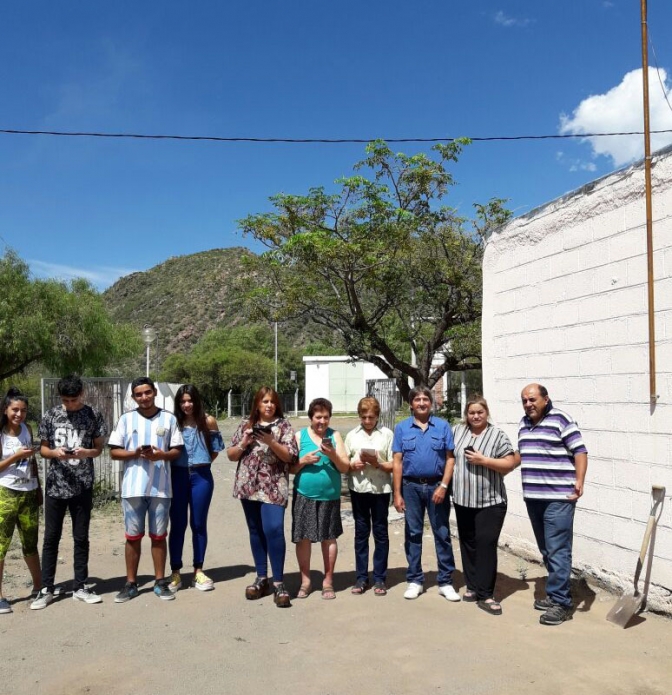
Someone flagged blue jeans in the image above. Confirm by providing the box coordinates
[169,466,214,570]
[402,480,455,586]
[241,499,287,582]
[525,499,575,607]
[350,490,390,584]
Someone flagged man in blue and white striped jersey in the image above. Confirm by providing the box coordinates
[518,383,588,626]
[109,377,183,603]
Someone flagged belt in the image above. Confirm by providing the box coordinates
[403,476,442,485]
[188,464,211,470]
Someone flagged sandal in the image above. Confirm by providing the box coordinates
[373,581,387,596]
[273,583,291,608]
[462,590,478,603]
[351,579,369,595]
[477,599,502,616]
[245,577,271,601]
[321,585,336,600]
[296,583,312,599]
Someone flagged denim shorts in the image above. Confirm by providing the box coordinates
[122,496,171,540]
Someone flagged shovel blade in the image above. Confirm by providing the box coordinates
[606,591,642,628]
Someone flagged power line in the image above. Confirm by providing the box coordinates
[1,127,672,145]
[649,34,672,116]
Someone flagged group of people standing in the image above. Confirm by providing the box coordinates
[229,382,587,627]
[0,377,587,627]
[0,375,223,611]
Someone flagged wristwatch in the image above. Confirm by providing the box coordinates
[439,482,448,490]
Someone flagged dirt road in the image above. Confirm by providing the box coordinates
[2,417,670,695]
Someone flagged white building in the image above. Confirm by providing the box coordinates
[483,145,672,610]
[302,356,390,412]
[302,355,455,413]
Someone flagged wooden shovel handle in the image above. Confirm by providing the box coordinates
[632,503,659,588]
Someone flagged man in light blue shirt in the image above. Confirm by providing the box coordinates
[392,386,458,601]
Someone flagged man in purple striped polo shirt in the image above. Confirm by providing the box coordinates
[518,383,588,626]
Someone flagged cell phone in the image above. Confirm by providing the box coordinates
[253,423,273,436]
[464,446,475,454]
[64,448,76,455]
[140,445,152,452]
[361,448,376,459]
[322,436,333,447]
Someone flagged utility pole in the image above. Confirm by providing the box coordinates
[274,321,278,392]
[640,0,657,405]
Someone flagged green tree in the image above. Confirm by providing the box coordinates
[0,249,140,381]
[238,140,510,400]
[160,324,303,409]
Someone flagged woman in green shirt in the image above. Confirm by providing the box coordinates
[290,398,349,600]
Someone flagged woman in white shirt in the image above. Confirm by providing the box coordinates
[344,397,394,596]
[0,388,43,614]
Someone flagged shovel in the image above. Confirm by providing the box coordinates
[607,484,666,627]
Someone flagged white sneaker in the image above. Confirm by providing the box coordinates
[403,582,424,600]
[438,584,461,602]
[192,570,214,592]
[73,587,103,604]
[31,589,54,610]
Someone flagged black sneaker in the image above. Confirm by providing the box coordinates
[533,597,555,611]
[539,603,573,626]
[153,579,176,601]
[114,582,139,603]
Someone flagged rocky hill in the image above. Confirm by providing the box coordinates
[102,247,330,363]
[103,247,256,356]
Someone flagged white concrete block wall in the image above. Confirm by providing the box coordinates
[483,145,672,610]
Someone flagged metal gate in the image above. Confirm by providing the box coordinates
[365,379,398,432]
[41,377,129,499]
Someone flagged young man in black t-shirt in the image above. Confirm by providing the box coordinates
[31,376,107,610]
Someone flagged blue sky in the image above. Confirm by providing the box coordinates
[2,1,672,289]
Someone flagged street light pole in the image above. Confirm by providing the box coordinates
[274,321,278,391]
[141,325,157,378]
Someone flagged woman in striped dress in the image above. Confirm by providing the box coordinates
[452,395,516,616]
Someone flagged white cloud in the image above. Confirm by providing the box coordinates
[570,161,597,173]
[555,150,597,173]
[29,260,137,290]
[493,10,532,28]
[559,68,672,167]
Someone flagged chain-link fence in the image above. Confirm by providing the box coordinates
[365,379,399,431]
[227,390,303,419]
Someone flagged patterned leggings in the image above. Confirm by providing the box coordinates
[0,486,40,560]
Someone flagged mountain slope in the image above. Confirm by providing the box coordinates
[103,247,254,356]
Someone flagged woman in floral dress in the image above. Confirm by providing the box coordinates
[227,387,297,608]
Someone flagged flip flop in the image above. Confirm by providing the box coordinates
[373,582,387,596]
[351,580,369,595]
[462,590,478,602]
[477,599,502,616]
[296,584,312,599]
[321,585,336,600]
